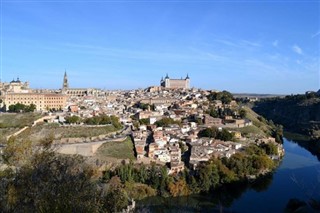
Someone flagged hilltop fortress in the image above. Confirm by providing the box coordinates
[160,74,190,89]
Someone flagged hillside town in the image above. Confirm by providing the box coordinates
[0,73,283,175]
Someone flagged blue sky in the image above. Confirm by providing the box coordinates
[0,0,319,94]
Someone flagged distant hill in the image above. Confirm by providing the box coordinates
[232,93,286,99]
[252,92,320,139]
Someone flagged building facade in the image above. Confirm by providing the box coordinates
[3,93,67,111]
[0,77,67,111]
[0,78,30,94]
[160,74,190,89]
[61,71,102,96]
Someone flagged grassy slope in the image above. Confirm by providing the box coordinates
[229,106,274,139]
[0,113,42,128]
[16,123,119,143]
[0,113,42,143]
[95,137,135,161]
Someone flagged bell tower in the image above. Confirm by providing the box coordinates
[62,70,69,89]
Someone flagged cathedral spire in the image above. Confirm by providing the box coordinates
[62,70,69,89]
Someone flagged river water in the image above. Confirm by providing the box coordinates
[136,138,320,212]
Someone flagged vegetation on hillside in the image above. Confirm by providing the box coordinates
[7,103,36,113]
[253,93,320,139]
[198,127,235,141]
[0,113,42,128]
[15,123,119,143]
[103,143,277,198]
[207,90,234,104]
[0,113,43,143]
[95,137,136,161]
[65,114,122,129]
[239,107,283,143]
[155,117,181,127]
[0,137,132,212]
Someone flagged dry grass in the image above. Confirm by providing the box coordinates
[0,113,42,128]
[95,137,135,161]
[0,128,19,144]
[0,113,42,143]
[16,123,119,143]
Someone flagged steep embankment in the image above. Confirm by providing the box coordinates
[252,94,320,139]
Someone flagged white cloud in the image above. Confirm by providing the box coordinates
[241,40,261,47]
[312,31,320,38]
[292,44,303,55]
[272,40,278,47]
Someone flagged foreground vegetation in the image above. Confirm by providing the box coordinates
[103,143,279,198]
[0,137,132,212]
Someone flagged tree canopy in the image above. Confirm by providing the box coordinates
[8,103,36,113]
[207,91,234,104]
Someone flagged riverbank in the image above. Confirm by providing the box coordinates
[284,131,320,161]
[135,138,320,213]
[101,140,284,202]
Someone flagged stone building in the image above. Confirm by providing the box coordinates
[160,74,190,89]
[0,78,30,94]
[3,92,67,111]
[61,71,102,96]
[0,76,66,111]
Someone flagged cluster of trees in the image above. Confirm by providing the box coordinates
[134,103,155,111]
[0,137,131,212]
[103,162,173,197]
[65,115,82,124]
[139,118,149,125]
[103,143,276,198]
[84,115,122,128]
[257,116,283,143]
[65,114,122,129]
[206,106,246,121]
[207,91,234,104]
[154,117,181,127]
[207,107,235,118]
[8,103,36,113]
[198,127,235,141]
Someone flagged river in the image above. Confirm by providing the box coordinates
[136,138,320,212]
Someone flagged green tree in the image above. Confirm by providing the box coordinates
[208,107,219,118]
[207,91,234,104]
[198,126,218,138]
[239,108,247,119]
[216,129,234,141]
[139,118,149,125]
[65,115,81,124]
[168,178,190,197]
[260,143,278,155]
[26,103,36,112]
[155,117,179,127]
[104,176,129,212]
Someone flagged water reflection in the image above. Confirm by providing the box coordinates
[284,132,320,161]
[136,138,320,213]
[137,175,274,212]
